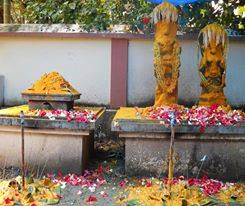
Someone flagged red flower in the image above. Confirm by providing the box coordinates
[56,194,62,199]
[97,164,103,174]
[30,203,38,206]
[86,195,97,204]
[4,197,12,204]
[147,105,244,129]
[146,180,152,187]
[210,104,219,111]
[39,110,46,117]
[188,178,199,186]
[142,17,150,24]
[187,176,223,196]
[66,115,72,122]
[119,180,126,187]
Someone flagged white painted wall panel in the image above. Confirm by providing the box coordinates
[0,37,111,106]
[128,40,155,106]
[0,36,244,107]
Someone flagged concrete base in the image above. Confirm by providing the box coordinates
[0,126,93,174]
[112,108,245,181]
[122,133,245,181]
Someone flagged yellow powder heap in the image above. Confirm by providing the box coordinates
[22,71,80,95]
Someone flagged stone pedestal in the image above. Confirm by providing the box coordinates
[0,126,92,174]
[22,93,80,110]
[121,133,245,181]
[0,107,105,174]
[112,107,245,181]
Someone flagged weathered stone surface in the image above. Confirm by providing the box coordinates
[0,76,3,107]
[112,119,245,134]
[95,109,118,139]
[0,108,105,173]
[0,126,92,174]
[0,107,105,130]
[28,100,75,111]
[123,133,245,181]
[112,108,245,180]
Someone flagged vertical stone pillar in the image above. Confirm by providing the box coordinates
[152,2,180,107]
[110,39,128,108]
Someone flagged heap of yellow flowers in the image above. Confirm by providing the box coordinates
[123,183,206,206]
[22,72,80,95]
[0,176,61,206]
[119,178,245,206]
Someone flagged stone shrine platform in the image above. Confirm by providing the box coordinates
[0,105,105,174]
[112,107,245,181]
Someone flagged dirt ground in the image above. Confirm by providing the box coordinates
[1,138,244,206]
[58,139,127,206]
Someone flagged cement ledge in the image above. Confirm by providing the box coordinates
[119,132,245,141]
[112,120,245,135]
[0,110,105,130]
[0,24,244,41]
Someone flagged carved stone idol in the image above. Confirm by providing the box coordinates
[152,2,181,107]
[198,24,228,106]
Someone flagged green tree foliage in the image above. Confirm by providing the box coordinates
[10,0,154,32]
[12,0,112,31]
[5,0,245,34]
[179,0,244,34]
[109,0,154,32]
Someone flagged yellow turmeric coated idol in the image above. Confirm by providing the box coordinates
[152,2,181,106]
[198,24,228,106]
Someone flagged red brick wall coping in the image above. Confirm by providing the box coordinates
[0,31,244,41]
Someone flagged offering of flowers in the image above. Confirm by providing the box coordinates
[27,107,97,123]
[120,176,245,206]
[143,104,245,131]
[0,177,61,205]
[0,105,98,123]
